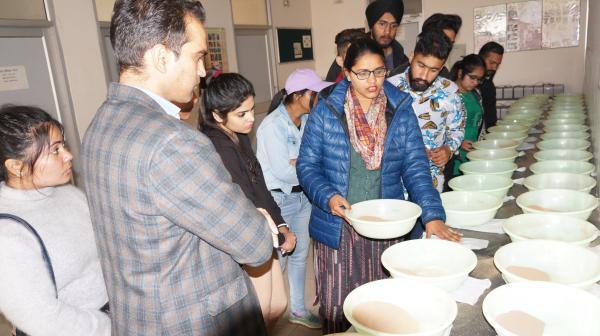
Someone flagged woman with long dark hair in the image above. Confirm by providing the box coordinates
[199,73,296,333]
[449,54,486,176]
[296,38,455,333]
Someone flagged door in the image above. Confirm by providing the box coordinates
[234,27,278,148]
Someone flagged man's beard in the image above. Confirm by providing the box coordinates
[408,71,432,92]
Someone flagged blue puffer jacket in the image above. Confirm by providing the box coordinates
[297,79,446,249]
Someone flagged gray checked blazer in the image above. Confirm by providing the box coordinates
[82,83,272,335]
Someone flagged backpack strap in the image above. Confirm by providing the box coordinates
[0,213,57,297]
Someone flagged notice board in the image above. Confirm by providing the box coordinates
[276,28,313,63]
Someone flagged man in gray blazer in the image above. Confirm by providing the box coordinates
[82,1,273,334]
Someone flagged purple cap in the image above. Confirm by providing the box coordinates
[285,68,333,94]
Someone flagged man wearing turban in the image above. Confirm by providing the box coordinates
[325,0,409,82]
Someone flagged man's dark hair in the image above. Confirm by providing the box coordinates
[449,54,485,81]
[343,38,385,70]
[478,41,505,58]
[110,0,206,72]
[334,28,368,56]
[201,73,255,129]
[422,13,462,35]
[414,30,453,61]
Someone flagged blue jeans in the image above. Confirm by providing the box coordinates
[271,190,312,314]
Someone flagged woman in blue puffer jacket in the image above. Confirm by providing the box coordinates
[296,38,461,334]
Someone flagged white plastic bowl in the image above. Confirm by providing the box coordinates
[381,239,477,291]
[467,149,519,162]
[503,213,600,246]
[504,113,540,121]
[459,160,517,178]
[473,139,520,151]
[343,278,457,336]
[523,172,597,193]
[494,240,600,289]
[483,282,600,336]
[545,124,589,132]
[449,175,513,199]
[546,113,586,120]
[534,149,593,162]
[529,160,595,175]
[497,119,536,127]
[345,199,421,239]
[516,189,599,219]
[536,138,590,151]
[543,118,585,126]
[540,131,590,140]
[483,132,527,144]
[487,125,528,135]
[441,191,502,228]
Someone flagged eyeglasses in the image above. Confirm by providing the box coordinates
[467,74,484,83]
[350,67,388,80]
[376,20,399,30]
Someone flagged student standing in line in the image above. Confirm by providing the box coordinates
[256,69,332,329]
[82,1,275,334]
[450,54,487,177]
[0,105,110,336]
[297,38,455,333]
[200,73,297,333]
[479,41,505,129]
[418,13,463,79]
[388,31,465,195]
[326,0,409,81]
[325,29,369,83]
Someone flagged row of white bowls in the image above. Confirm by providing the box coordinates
[339,95,600,335]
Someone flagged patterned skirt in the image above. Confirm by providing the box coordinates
[314,222,405,334]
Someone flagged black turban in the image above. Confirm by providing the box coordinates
[365,0,404,29]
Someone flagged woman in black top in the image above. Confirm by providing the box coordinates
[200,73,296,332]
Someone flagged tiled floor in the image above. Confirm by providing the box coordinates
[0,246,324,336]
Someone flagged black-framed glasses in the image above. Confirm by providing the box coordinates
[467,74,484,84]
[350,67,388,80]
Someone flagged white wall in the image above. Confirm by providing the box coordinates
[231,0,267,25]
[270,0,315,87]
[584,0,599,176]
[308,0,587,94]
[53,0,108,140]
[422,0,587,93]
[96,0,239,72]
[310,0,366,77]
[202,0,239,72]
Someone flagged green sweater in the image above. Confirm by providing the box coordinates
[454,91,483,175]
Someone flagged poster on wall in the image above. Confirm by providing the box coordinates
[506,1,542,52]
[205,28,229,75]
[542,0,580,48]
[474,4,507,52]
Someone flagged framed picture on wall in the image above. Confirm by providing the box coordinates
[205,28,229,74]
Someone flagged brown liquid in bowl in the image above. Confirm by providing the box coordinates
[496,310,545,336]
[352,301,420,334]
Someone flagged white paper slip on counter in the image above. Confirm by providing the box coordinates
[513,177,525,185]
[426,234,489,250]
[504,195,515,203]
[450,277,492,305]
[525,136,538,143]
[516,166,527,172]
[460,218,506,234]
[529,128,543,134]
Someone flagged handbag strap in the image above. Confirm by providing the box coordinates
[0,213,57,297]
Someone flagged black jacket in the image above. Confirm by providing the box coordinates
[479,76,498,129]
[326,39,410,82]
[203,126,285,225]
